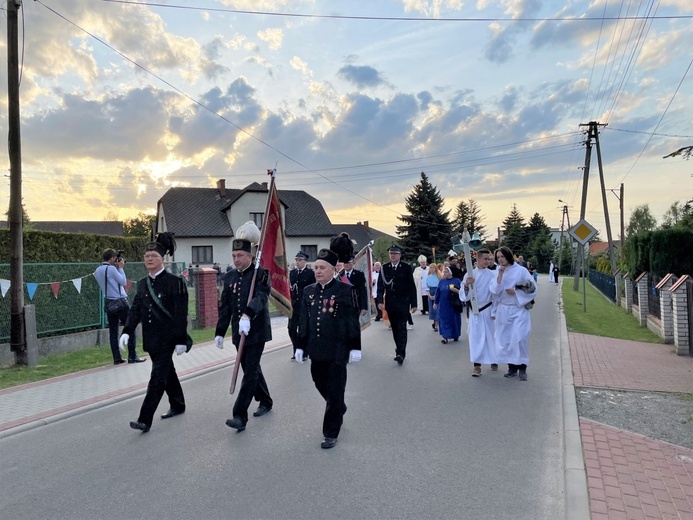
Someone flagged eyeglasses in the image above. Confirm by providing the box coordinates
[144,253,162,259]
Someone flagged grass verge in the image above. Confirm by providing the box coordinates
[561,278,661,343]
[0,327,217,390]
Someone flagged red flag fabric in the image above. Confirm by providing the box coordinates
[50,282,61,299]
[259,179,292,317]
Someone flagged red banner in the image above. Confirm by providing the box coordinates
[260,177,293,318]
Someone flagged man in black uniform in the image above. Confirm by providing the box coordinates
[288,251,315,360]
[215,237,273,432]
[122,233,189,433]
[340,255,368,317]
[448,253,466,279]
[377,245,418,365]
[295,248,361,449]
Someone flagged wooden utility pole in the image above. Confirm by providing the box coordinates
[594,125,618,275]
[7,0,26,363]
[573,129,592,291]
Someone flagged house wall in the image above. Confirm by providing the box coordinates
[174,237,234,268]
[229,192,286,229]
[285,237,333,266]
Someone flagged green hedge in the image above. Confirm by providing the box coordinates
[0,229,148,263]
[624,228,693,277]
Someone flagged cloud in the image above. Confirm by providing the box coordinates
[258,28,284,51]
[483,0,543,63]
[337,65,387,88]
[401,0,464,17]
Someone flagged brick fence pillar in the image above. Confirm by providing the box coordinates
[671,275,690,356]
[657,274,676,344]
[634,272,649,327]
[623,273,633,311]
[194,268,219,329]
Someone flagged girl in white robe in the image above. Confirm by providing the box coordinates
[458,250,497,376]
[490,247,537,381]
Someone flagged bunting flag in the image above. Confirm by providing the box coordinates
[0,279,9,298]
[181,269,189,281]
[72,278,82,294]
[259,171,292,317]
[50,282,61,299]
[27,283,38,301]
[126,280,133,292]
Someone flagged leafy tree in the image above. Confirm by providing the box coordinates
[124,212,156,238]
[663,145,692,160]
[103,211,120,222]
[661,200,693,230]
[372,236,396,264]
[500,203,527,255]
[396,172,452,261]
[451,198,487,240]
[555,238,573,275]
[626,204,657,238]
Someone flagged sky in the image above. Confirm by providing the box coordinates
[0,0,691,243]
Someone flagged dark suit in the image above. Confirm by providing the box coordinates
[340,268,368,350]
[299,279,358,439]
[216,263,273,425]
[377,262,417,360]
[123,270,189,428]
[288,267,316,354]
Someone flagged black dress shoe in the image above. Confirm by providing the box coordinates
[253,405,272,417]
[321,437,338,449]
[129,421,150,433]
[128,357,146,363]
[225,417,246,431]
[161,408,185,419]
[504,370,518,378]
[114,359,126,365]
[394,355,404,365]
[518,371,528,381]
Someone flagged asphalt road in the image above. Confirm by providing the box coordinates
[1,282,565,520]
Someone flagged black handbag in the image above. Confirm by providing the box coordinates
[104,265,128,314]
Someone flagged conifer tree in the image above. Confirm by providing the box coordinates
[451,199,487,240]
[500,203,527,255]
[396,172,452,261]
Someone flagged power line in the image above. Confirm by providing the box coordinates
[100,0,693,23]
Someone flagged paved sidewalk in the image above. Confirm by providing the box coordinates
[0,320,292,438]
[570,332,693,519]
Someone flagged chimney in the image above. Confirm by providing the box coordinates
[363,220,369,230]
[261,182,268,190]
[216,179,226,197]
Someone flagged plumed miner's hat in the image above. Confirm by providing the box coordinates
[316,248,339,267]
[329,232,354,263]
[145,232,176,257]
[233,221,261,253]
[295,251,309,261]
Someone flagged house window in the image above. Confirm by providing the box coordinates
[250,212,264,229]
[192,246,213,264]
[301,245,318,262]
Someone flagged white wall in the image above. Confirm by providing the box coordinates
[173,237,234,268]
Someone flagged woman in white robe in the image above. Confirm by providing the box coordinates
[548,261,555,283]
[458,249,497,377]
[490,247,537,381]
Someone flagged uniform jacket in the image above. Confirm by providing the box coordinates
[216,263,272,347]
[289,267,316,324]
[377,261,417,314]
[298,279,359,363]
[123,271,189,355]
[339,268,368,311]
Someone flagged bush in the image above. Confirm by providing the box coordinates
[624,228,693,277]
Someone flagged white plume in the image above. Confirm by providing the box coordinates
[447,249,457,258]
[235,221,261,245]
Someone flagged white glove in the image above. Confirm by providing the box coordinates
[118,334,129,352]
[175,344,186,356]
[239,316,251,335]
[214,336,224,349]
[295,349,304,364]
[349,350,362,363]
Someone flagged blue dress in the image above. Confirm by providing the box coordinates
[434,277,462,341]
[425,274,440,322]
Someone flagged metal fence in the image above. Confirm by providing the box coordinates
[632,279,639,307]
[589,269,616,303]
[0,262,187,341]
[648,274,662,320]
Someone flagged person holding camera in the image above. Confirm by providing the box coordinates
[94,249,145,365]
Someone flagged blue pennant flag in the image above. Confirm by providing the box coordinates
[27,283,38,301]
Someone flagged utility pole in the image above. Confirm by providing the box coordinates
[593,124,618,275]
[609,183,625,248]
[557,201,572,274]
[7,0,26,364]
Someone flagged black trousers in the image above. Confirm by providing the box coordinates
[388,310,409,359]
[137,350,185,427]
[310,360,347,439]
[106,303,136,362]
[374,295,383,320]
[288,314,300,353]
[233,341,272,424]
[421,294,429,314]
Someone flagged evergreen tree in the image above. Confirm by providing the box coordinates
[451,198,487,240]
[526,212,549,243]
[396,172,452,262]
[500,203,527,255]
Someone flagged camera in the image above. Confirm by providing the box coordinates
[116,250,125,262]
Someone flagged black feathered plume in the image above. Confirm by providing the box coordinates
[329,232,354,263]
[155,232,177,257]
